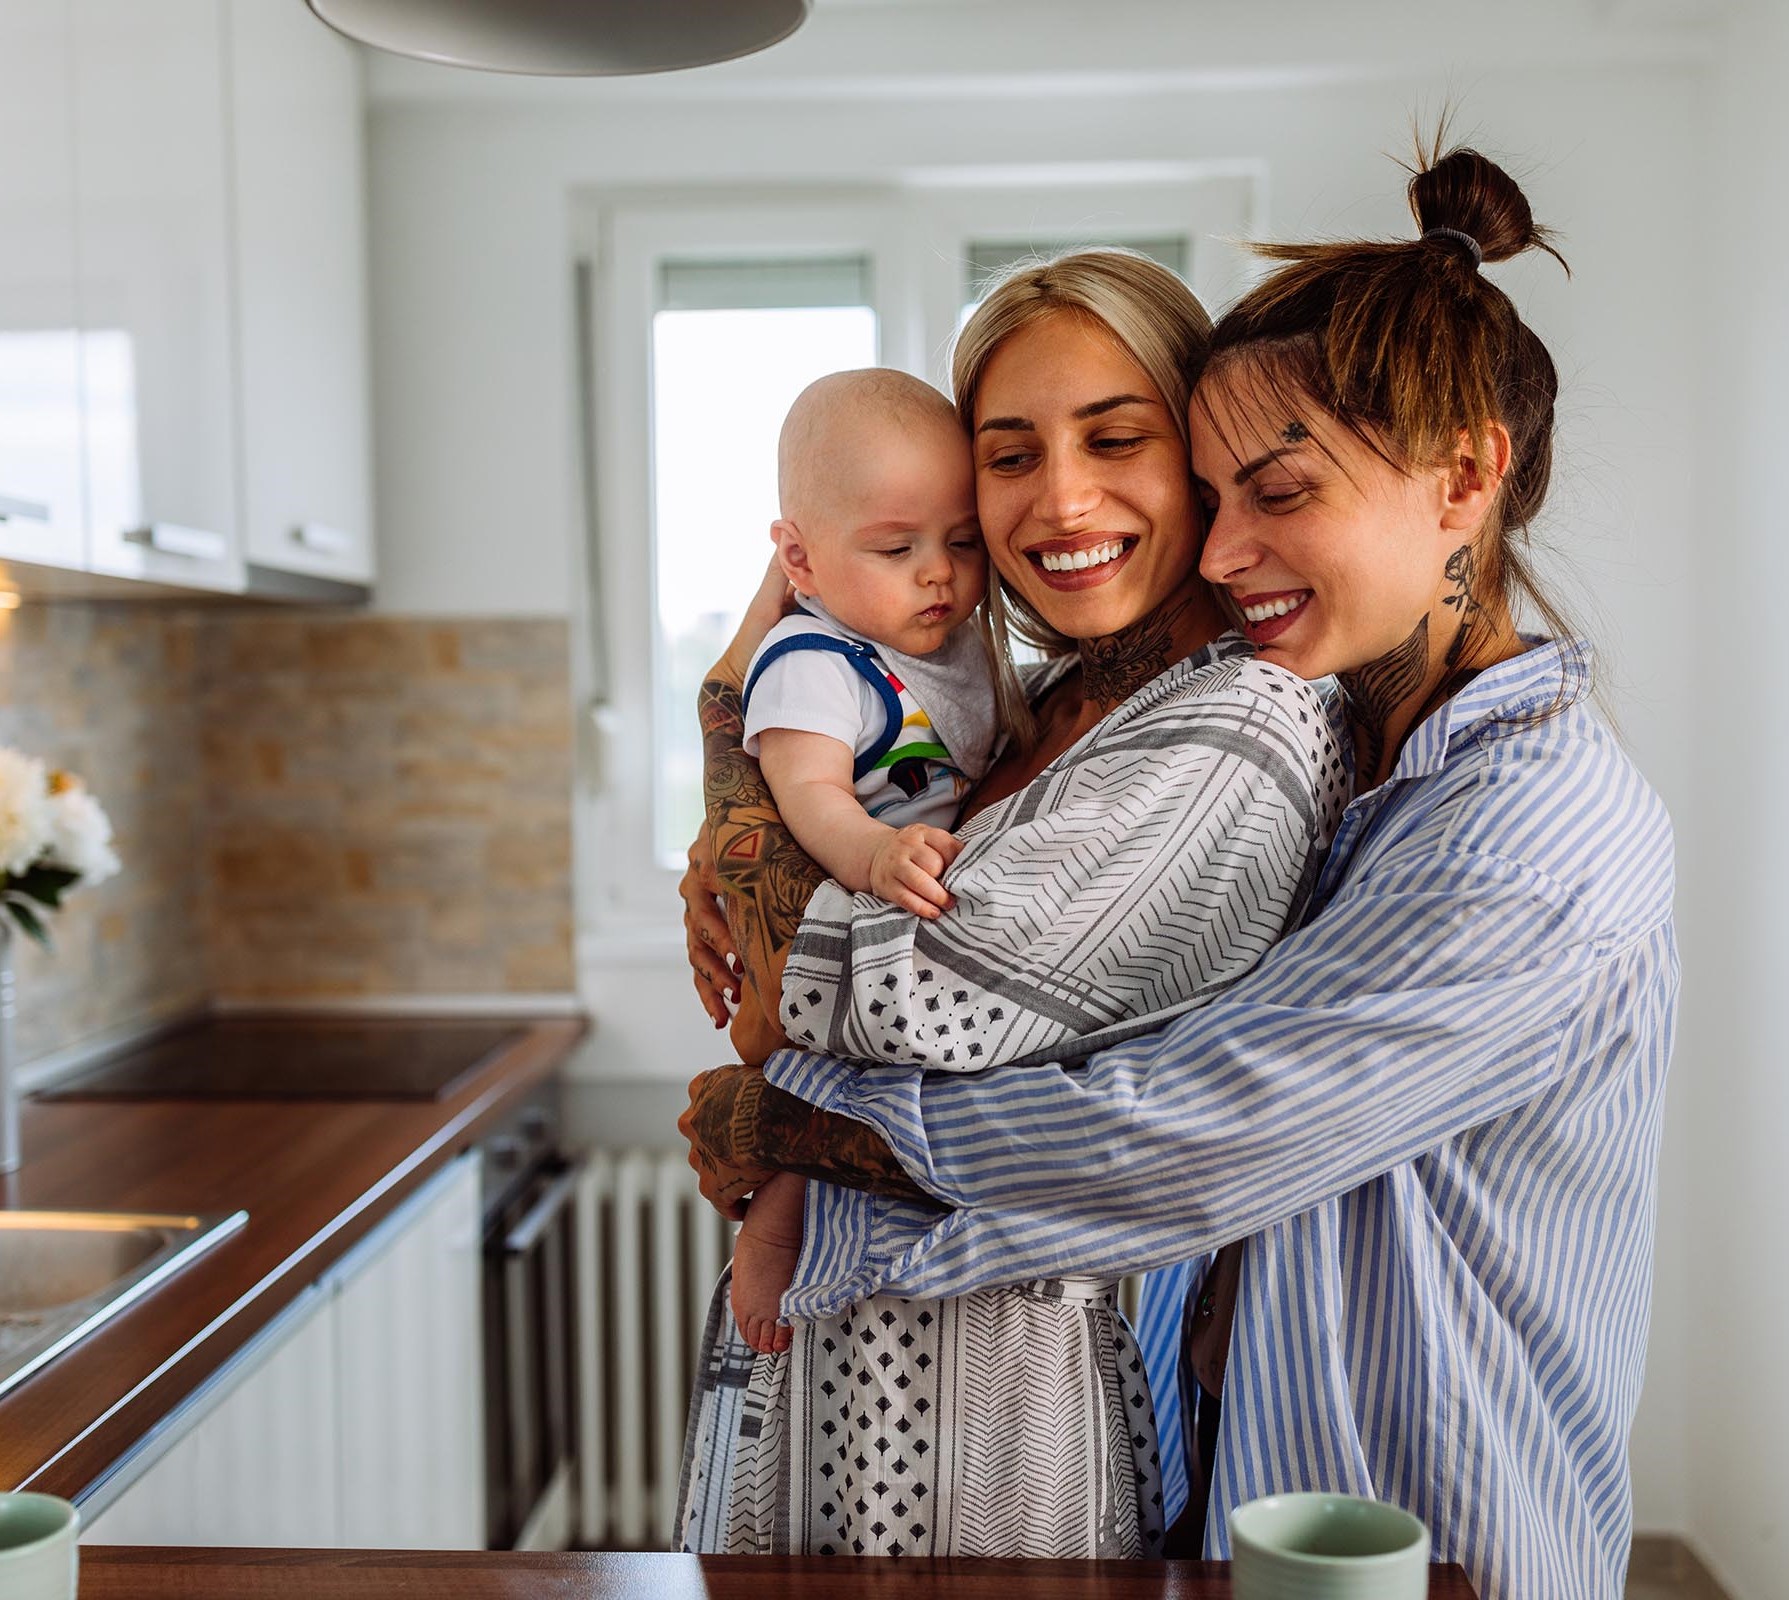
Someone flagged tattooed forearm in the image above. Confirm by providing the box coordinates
[756,1079,939,1204]
[1340,614,1429,783]
[685,1064,940,1207]
[699,676,826,1001]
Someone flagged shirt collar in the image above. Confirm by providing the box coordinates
[1389,635,1592,782]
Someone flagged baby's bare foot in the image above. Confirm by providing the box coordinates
[730,1171,806,1355]
[731,1226,798,1354]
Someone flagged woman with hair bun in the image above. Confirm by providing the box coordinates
[682,141,1676,1600]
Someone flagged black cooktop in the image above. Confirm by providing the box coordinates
[38,1016,528,1103]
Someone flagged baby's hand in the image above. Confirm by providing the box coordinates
[869,824,963,919]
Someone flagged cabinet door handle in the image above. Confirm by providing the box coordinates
[124,523,228,562]
[291,522,354,556]
[0,494,51,524]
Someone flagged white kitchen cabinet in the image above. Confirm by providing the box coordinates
[71,0,244,594]
[81,1284,341,1546]
[82,1155,484,1550]
[227,0,376,588]
[334,1149,484,1547]
[0,0,87,570]
[0,0,373,600]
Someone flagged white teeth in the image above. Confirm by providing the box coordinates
[1039,539,1127,573]
[1240,593,1310,624]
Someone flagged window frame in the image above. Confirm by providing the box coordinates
[573,171,1263,946]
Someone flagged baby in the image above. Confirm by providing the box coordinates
[727,368,1001,1353]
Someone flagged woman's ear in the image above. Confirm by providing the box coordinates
[1440,422,1513,534]
[771,518,821,597]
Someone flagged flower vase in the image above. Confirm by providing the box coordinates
[0,920,17,1174]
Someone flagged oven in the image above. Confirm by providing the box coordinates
[480,1089,583,1550]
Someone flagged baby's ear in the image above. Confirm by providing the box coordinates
[771,518,820,596]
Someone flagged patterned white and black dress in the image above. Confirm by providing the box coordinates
[678,639,1349,1559]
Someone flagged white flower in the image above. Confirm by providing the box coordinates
[44,782,120,887]
[0,747,53,878]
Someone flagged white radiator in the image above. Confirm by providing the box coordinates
[569,1151,1147,1552]
[573,1149,736,1551]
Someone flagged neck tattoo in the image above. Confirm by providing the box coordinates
[1411,541,1489,729]
[1439,544,1482,670]
[1080,592,1200,710]
[1339,615,1429,783]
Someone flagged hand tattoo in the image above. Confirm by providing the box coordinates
[1339,615,1429,783]
[685,1065,773,1195]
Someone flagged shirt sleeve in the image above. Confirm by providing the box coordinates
[741,646,876,759]
[767,843,1627,1317]
[778,660,1346,1071]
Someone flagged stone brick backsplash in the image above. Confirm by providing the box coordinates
[0,605,574,1061]
[195,614,574,1002]
[0,603,210,1062]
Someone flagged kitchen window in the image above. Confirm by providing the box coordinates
[576,174,1258,936]
[648,257,878,861]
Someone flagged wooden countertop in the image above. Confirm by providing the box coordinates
[80,1549,1482,1597]
[0,1017,586,1504]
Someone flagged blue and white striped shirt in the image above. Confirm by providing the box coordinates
[764,639,1678,1600]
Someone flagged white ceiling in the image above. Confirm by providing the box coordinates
[361,0,1730,105]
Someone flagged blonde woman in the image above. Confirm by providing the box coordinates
[676,249,1345,1558]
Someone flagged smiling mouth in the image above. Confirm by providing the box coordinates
[1234,589,1312,643]
[1032,537,1135,574]
[1238,591,1311,625]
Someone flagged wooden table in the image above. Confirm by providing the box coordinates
[80,1548,1482,1596]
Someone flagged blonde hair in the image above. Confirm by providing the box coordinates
[950,249,1214,746]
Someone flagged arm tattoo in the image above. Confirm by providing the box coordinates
[699,676,825,1003]
[694,680,938,1209]
[756,1079,939,1205]
[686,1065,938,1206]
[1339,614,1429,782]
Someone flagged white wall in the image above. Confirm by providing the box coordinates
[1678,4,1789,1596]
[365,2,1719,1555]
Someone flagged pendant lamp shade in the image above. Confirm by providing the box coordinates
[304,0,813,76]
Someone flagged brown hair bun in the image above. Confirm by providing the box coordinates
[1408,144,1568,272]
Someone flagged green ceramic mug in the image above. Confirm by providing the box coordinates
[1230,1491,1429,1600]
[0,1493,79,1600]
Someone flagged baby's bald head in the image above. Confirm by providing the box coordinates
[778,369,963,529]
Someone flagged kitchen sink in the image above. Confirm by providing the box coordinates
[0,1209,248,1399]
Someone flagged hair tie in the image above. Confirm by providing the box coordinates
[1423,226,1483,267]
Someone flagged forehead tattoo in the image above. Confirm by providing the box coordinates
[1281,420,1310,444]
